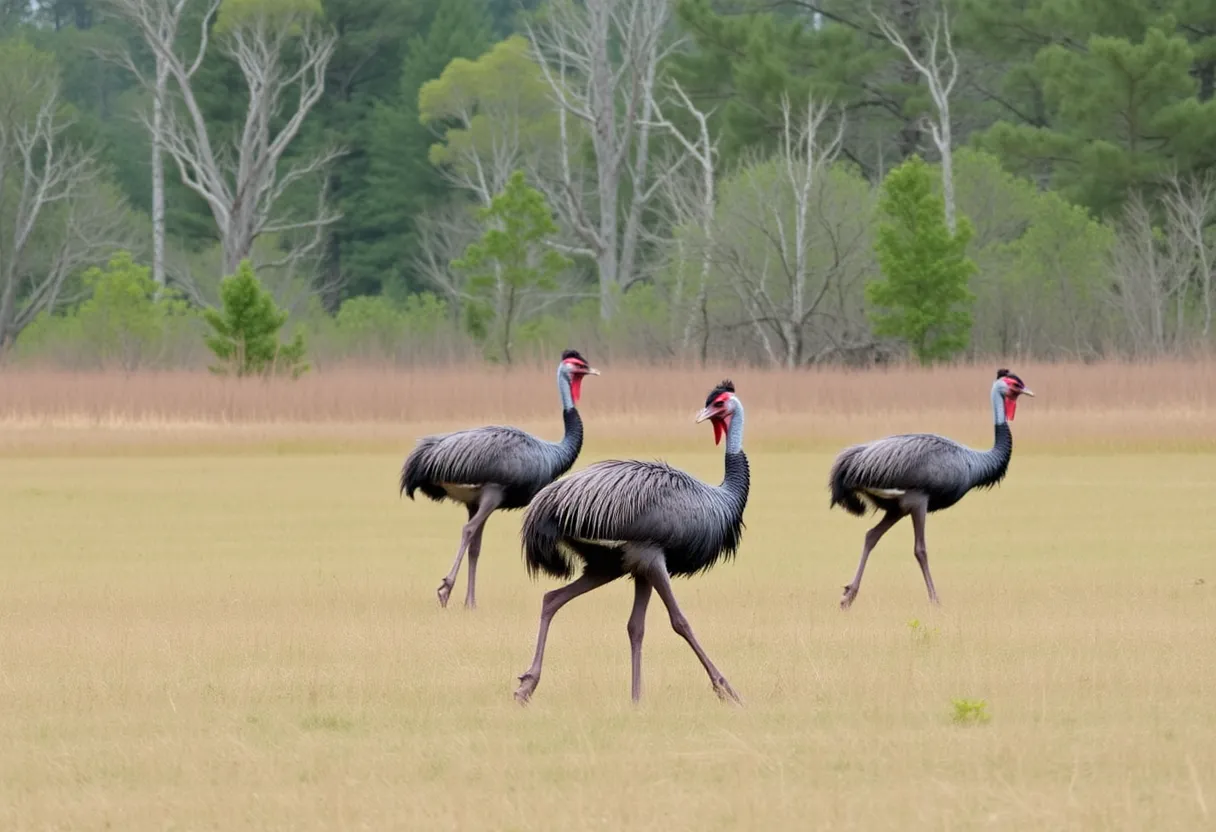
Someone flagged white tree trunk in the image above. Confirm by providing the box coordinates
[151,56,168,286]
[528,0,684,321]
[875,7,960,233]
[107,0,341,283]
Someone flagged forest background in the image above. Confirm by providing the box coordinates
[3,0,1216,372]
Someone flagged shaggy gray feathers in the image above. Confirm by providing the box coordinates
[833,433,979,495]
[406,425,568,490]
[523,458,744,576]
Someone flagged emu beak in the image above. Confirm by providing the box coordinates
[694,406,714,423]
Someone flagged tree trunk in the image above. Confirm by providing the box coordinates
[151,57,168,286]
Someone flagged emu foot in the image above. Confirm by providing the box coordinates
[436,578,454,608]
[513,673,539,705]
[840,584,858,610]
[712,675,742,705]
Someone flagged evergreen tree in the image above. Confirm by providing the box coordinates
[867,156,977,364]
[347,0,493,297]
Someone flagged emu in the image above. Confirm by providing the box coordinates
[513,380,749,704]
[400,350,598,609]
[829,369,1034,609]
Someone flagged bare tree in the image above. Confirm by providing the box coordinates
[873,3,960,233]
[101,1,173,286]
[707,97,876,368]
[107,0,342,278]
[527,0,685,320]
[0,49,133,349]
[412,201,483,307]
[1163,173,1216,340]
[1108,193,1196,357]
[643,78,717,362]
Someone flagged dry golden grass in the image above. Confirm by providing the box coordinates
[2,359,1216,455]
[1,446,1213,830]
[1,361,1214,828]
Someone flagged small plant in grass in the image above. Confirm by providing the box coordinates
[907,617,940,645]
[203,260,308,378]
[951,698,991,725]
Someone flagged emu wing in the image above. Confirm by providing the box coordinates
[524,459,740,577]
[403,426,557,494]
[832,433,975,498]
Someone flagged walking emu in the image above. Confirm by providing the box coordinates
[829,369,1034,609]
[513,380,749,704]
[400,350,599,609]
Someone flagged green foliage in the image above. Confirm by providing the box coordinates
[980,24,1216,215]
[867,156,977,364]
[203,261,308,377]
[331,292,448,357]
[452,170,570,364]
[952,149,1116,356]
[76,252,192,369]
[215,0,324,34]
[418,35,557,174]
[951,698,991,725]
[13,252,200,369]
[349,0,493,296]
[0,37,58,123]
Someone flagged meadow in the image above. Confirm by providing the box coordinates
[1,361,1214,830]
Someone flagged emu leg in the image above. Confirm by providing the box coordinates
[648,561,741,705]
[841,509,902,610]
[437,486,502,609]
[909,498,940,605]
[463,523,486,609]
[627,577,653,703]
[514,570,619,704]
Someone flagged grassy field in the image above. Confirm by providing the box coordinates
[1,363,1214,829]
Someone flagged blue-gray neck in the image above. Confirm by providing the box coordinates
[725,401,745,455]
[721,401,749,509]
[970,382,1013,491]
[558,366,574,411]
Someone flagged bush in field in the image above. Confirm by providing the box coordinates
[204,260,308,377]
[332,292,449,360]
[14,251,197,370]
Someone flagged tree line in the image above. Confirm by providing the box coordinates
[2,0,1215,371]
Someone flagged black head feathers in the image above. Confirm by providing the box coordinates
[996,368,1025,386]
[561,349,587,363]
[705,379,736,406]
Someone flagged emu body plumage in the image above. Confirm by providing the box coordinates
[399,351,596,609]
[829,426,1011,517]
[522,454,748,580]
[401,410,583,511]
[828,369,1032,609]
[513,381,749,705]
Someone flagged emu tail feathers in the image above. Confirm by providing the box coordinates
[828,447,869,516]
[400,438,443,501]
[520,502,576,580]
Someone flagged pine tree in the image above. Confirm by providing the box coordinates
[347,0,492,297]
[867,156,977,364]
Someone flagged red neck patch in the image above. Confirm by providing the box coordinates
[569,373,583,405]
[1004,395,1017,421]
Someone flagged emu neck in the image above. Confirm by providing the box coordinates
[551,367,583,475]
[973,383,1013,489]
[558,367,575,411]
[721,402,749,505]
[556,407,583,467]
[991,382,1006,426]
[725,402,745,455]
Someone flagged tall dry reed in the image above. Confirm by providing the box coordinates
[0,360,1213,455]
